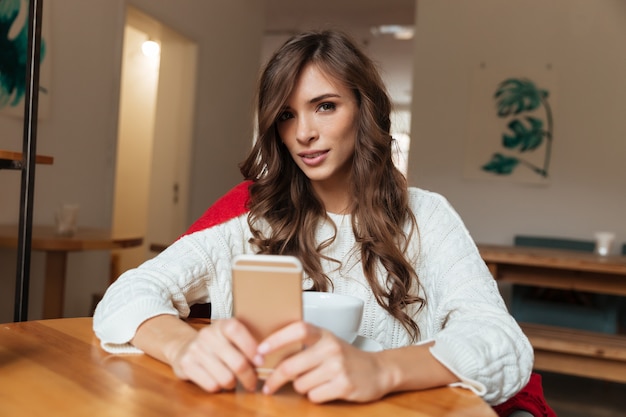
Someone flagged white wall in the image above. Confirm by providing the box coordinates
[409,0,626,249]
[0,0,265,322]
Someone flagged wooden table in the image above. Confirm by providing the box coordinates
[0,317,496,417]
[0,225,142,319]
[478,243,626,383]
[0,149,54,169]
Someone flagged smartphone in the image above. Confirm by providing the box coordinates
[232,254,303,379]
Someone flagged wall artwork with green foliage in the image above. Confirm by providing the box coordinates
[0,0,50,119]
[481,78,553,178]
[464,64,556,185]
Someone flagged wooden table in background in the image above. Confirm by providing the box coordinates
[0,317,496,417]
[478,243,626,383]
[0,225,142,319]
[0,149,54,169]
[478,243,626,295]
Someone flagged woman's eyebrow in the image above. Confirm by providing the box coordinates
[280,93,342,111]
[309,93,341,104]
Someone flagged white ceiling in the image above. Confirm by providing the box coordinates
[263,0,416,107]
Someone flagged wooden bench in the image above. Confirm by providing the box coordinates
[521,322,626,383]
[478,243,626,382]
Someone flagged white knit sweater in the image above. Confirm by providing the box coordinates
[93,187,533,405]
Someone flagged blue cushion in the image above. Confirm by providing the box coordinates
[511,235,621,334]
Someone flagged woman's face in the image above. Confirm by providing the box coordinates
[276,63,358,195]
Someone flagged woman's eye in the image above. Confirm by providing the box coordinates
[318,102,336,112]
[277,111,293,122]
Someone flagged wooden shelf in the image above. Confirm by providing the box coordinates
[0,149,54,169]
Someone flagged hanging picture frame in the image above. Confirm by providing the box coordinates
[463,62,557,185]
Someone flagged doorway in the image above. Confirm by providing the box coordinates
[112,6,198,277]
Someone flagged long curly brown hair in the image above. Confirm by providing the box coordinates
[239,30,424,340]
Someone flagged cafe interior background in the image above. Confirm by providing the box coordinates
[0,0,625,400]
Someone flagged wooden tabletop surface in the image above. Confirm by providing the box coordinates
[0,224,143,252]
[0,149,54,165]
[0,317,496,417]
[478,243,626,275]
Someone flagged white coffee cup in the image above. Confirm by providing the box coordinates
[594,231,615,256]
[302,292,364,344]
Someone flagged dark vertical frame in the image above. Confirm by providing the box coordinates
[14,0,44,322]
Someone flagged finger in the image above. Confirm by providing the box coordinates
[217,319,260,362]
[306,370,385,404]
[196,321,259,391]
[175,333,241,391]
[257,321,317,357]
[256,321,319,393]
[211,344,258,391]
[305,377,353,403]
[262,330,344,395]
[301,350,387,403]
[171,320,258,392]
[182,353,233,392]
[290,357,337,395]
[292,352,372,403]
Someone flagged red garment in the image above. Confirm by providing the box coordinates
[493,373,556,417]
[184,182,555,416]
[183,180,252,237]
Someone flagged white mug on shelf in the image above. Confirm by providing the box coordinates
[593,231,615,256]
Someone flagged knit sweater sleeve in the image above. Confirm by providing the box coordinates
[92,215,249,354]
[410,189,533,405]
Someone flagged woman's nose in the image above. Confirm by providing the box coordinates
[295,116,318,143]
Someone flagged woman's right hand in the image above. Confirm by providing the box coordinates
[133,315,259,392]
[169,319,257,392]
[163,318,260,392]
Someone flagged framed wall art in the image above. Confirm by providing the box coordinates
[464,63,557,185]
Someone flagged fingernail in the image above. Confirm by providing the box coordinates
[253,354,264,366]
[262,384,270,395]
[257,342,269,354]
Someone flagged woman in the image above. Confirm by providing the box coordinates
[94,30,533,406]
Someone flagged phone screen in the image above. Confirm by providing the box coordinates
[232,254,303,379]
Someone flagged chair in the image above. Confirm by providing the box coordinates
[492,372,556,417]
[180,181,252,319]
[511,235,621,334]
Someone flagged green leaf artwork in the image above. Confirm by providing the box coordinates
[503,117,544,151]
[495,78,547,116]
[0,0,47,110]
[482,78,553,178]
[482,153,520,174]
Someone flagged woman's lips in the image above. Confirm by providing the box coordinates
[299,150,329,166]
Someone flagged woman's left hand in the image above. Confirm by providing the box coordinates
[256,321,392,403]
